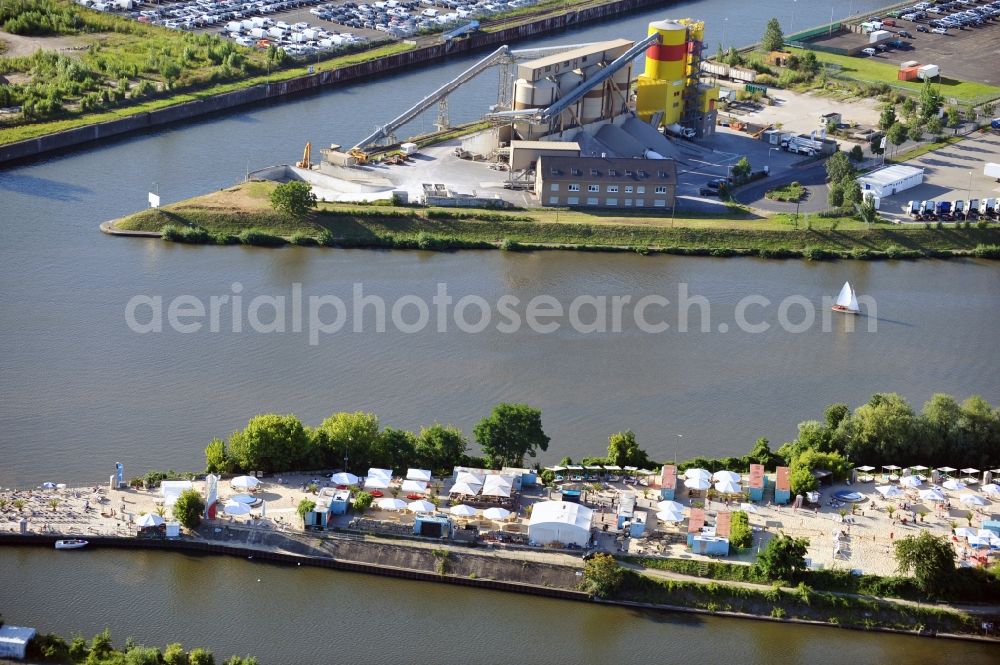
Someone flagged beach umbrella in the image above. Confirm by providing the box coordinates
[855,465,875,472]
[714,479,742,494]
[401,479,428,494]
[136,513,164,527]
[954,527,978,538]
[876,485,903,498]
[482,507,511,521]
[230,475,259,490]
[685,477,711,491]
[942,479,967,492]
[684,468,711,481]
[712,470,741,483]
[41,482,56,489]
[981,483,1000,496]
[364,476,390,490]
[449,504,478,518]
[407,499,436,513]
[657,509,685,523]
[960,493,987,506]
[899,475,922,488]
[918,488,946,502]
[739,502,759,513]
[56,483,67,489]
[230,494,256,504]
[224,500,251,516]
[937,466,956,474]
[909,465,928,472]
[330,472,359,486]
[656,500,686,513]
[376,498,407,511]
[368,468,393,480]
[961,467,980,477]
[449,481,481,496]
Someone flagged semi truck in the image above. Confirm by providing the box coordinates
[781,134,823,156]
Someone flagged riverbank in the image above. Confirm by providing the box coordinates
[0,0,665,164]
[104,181,1000,260]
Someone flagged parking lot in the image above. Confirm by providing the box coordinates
[874,129,1000,221]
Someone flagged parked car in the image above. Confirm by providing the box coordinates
[706,178,728,189]
[917,24,930,31]
[861,47,878,56]
[931,26,948,33]
[699,187,720,196]
[898,29,914,37]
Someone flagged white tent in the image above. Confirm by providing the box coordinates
[960,493,986,506]
[377,497,407,511]
[876,485,903,498]
[449,481,480,496]
[685,477,711,491]
[482,475,513,498]
[161,480,193,507]
[684,468,712,480]
[483,507,511,521]
[368,468,393,481]
[656,500,685,513]
[449,504,478,517]
[899,475,922,488]
[942,479,967,491]
[455,471,485,487]
[407,500,436,513]
[406,468,432,482]
[712,470,741,483]
[364,476,390,490]
[230,475,259,490]
[918,488,946,502]
[330,472,359,486]
[136,513,164,527]
[714,479,742,494]
[401,479,428,494]
[657,509,685,523]
[527,501,593,547]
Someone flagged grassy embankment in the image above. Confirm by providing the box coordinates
[110,181,1000,259]
[612,568,980,636]
[806,51,1000,104]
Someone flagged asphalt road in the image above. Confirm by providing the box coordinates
[733,162,831,214]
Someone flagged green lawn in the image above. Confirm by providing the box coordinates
[809,51,1000,102]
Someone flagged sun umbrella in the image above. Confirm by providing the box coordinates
[909,465,928,472]
[961,467,980,476]
[230,494,256,504]
[376,497,407,511]
[656,500,686,513]
[449,504,478,518]
[330,472,359,486]
[712,470,741,483]
[407,499,436,513]
[223,500,251,516]
[954,527,977,538]
[739,502,759,513]
[368,468,393,480]
[855,465,875,472]
[364,476,390,490]
[960,493,986,506]
[483,507,511,520]
[56,483,66,489]
[685,477,711,491]
[899,475,922,488]
[230,475,259,490]
[876,485,903,498]
[450,481,480,496]
[136,513,164,527]
[937,466,956,474]
[401,479,428,494]
[981,483,1000,496]
[714,479,742,494]
[684,468,712,480]
[657,509,685,523]
[942,479,967,491]
[918,488,946,502]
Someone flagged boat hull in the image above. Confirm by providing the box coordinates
[54,539,88,550]
[830,305,859,315]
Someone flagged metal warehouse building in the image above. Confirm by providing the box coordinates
[856,165,924,198]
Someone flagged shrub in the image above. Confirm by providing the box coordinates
[289,232,318,246]
[973,244,1000,259]
[239,229,287,247]
[161,224,210,244]
[802,246,837,261]
[729,511,752,549]
[499,238,525,251]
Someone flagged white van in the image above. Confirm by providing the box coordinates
[861,47,877,56]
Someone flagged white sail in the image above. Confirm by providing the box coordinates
[848,289,860,313]
[835,281,853,308]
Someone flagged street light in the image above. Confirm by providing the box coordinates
[675,434,683,464]
[791,0,797,33]
[721,17,728,49]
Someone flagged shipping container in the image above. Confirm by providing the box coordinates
[918,64,939,80]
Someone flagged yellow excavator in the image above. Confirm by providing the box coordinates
[348,147,369,165]
[296,142,311,169]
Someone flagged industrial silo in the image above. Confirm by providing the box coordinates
[513,78,557,139]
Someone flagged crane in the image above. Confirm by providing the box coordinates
[295,142,311,169]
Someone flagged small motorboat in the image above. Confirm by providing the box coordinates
[831,281,860,315]
[54,539,89,550]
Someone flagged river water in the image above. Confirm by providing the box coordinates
[1,0,998,660]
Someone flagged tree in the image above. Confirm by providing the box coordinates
[729,511,752,549]
[161,61,181,90]
[824,403,850,430]
[163,643,189,665]
[907,121,923,142]
[855,196,879,225]
[581,554,624,598]
[894,531,956,596]
[172,488,205,530]
[825,151,854,184]
[732,156,751,181]
[754,534,809,581]
[886,121,908,149]
[926,115,943,137]
[878,105,897,132]
[314,411,381,472]
[88,629,114,662]
[789,466,818,496]
[204,437,232,474]
[69,635,89,661]
[227,413,310,473]
[296,499,315,524]
[188,648,215,665]
[761,18,785,52]
[415,423,468,474]
[919,79,943,119]
[827,181,845,208]
[849,144,864,162]
[606,430,651,468]
[842,178,863,208]
[945,106,961,128]
[844,393,918,464]
[370,427,417,471]
[352,491,373,512]
[126,647,164,665]
[869,133,885,156]
[269,180,316,219]
[901,96,916,119]
[744,437,779,468]
[473,403,550,468]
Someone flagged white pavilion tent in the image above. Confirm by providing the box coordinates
[527,501,594,548]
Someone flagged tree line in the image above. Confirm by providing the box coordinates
[205,403,549,476]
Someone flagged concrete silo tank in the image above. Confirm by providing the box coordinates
[513,78,557,111]
[581,87,605,124]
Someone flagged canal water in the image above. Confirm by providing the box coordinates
[0,1,998,659]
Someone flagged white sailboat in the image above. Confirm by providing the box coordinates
[831,281,860,315]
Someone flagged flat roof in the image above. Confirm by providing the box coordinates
[520,39,633,70]
[857,164,924,186]
[510,140,581,151]
[0,625,37,646]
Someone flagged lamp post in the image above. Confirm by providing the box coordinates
[675,434,683,464]
[721,17,728,49]
[791,0,797,33]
